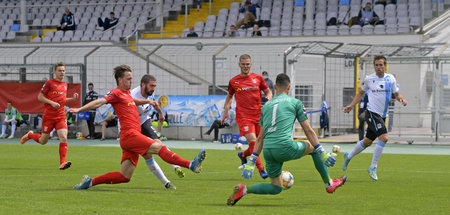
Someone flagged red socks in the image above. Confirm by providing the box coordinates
[158,146,191,168]
[59,142,67,164]
[29,133,41,143]
[242,141,256,158]
[92,172,130,186]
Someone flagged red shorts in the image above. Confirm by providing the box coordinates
[237,120,261,137]
[120,129,156,166]
[41,118,67,134]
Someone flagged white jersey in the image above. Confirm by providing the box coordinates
[130,86,155,125]
[361,73,399,118]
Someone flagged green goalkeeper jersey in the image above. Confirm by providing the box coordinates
[260,93,308,149]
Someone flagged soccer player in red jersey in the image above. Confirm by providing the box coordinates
[223,54,273,179]
[70,65,206,190]
[20,62,79,170]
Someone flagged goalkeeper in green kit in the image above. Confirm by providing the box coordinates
[227,73,347,206]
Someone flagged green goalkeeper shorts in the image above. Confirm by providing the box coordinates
[263,141,306,178]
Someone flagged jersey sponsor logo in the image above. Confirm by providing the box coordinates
[252,78,257,83]
[377,123,382,129]
[239,86,259,91]
[52,90,65,95]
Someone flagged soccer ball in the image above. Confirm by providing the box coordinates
[281,170,294,189]
[235,143,243,150]
[332,145,341,153]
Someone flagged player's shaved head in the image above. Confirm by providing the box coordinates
[239,54,251,62]
[114,65,132,85]
[275,73,290,90]
[140,74,156,85]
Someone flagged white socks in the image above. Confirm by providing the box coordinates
[1,124,6,136]
[348,140,367,159]
[10,121,16,137]
[370,140,386,168]
[145,158,169,186]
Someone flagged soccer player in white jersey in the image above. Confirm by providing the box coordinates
[130,74,185,190]
[343,55,407,181]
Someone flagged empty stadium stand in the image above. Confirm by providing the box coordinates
[0,0,449,42]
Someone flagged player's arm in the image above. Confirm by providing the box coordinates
[37,92,60,109]
[343,89,366,113]
[394,92,407,106]
[69,98,107,113]
[262,87,273,101]
[222,93,233,123]
[133,98,157,106]
[66,93,79,103]
[300,119,335,167]
[152,101,165,123]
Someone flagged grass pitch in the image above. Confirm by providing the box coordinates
[0,143,449,215]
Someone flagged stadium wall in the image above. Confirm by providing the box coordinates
[0,34,427,140]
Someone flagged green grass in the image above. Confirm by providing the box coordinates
[0,144,449,215]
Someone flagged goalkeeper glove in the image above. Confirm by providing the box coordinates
[314,144,336,167]
[241,153,258,179]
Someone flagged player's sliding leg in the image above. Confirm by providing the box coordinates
[152,143,206,173]
[227,177,284,206]
[74,160,135,190]
[142,153,176,190]
[343,139,367,171]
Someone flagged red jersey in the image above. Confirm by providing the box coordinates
[228,73,268,121]
[40,78,67,120]
[104,88,141,132]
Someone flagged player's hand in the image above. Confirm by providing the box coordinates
[241,163,255,179]
[343,105,352,113]
[399,98,407,106]
[222,112,229,124]
[314,144,336,167]
[68,108,80,113]
[51,102,61,109]
[241,153,258,179]
[149,100,158,106]
[322,152,336,167]
[73,93,79,100]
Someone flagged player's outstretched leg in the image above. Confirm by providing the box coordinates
[227,184,246,206]
[326,175,347,194]
[368,167,378,181]
[189,149,206,173]
[343,140,367,171]
[20,130,34,144]
[74,175,92,190]
[342,152,351,171]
